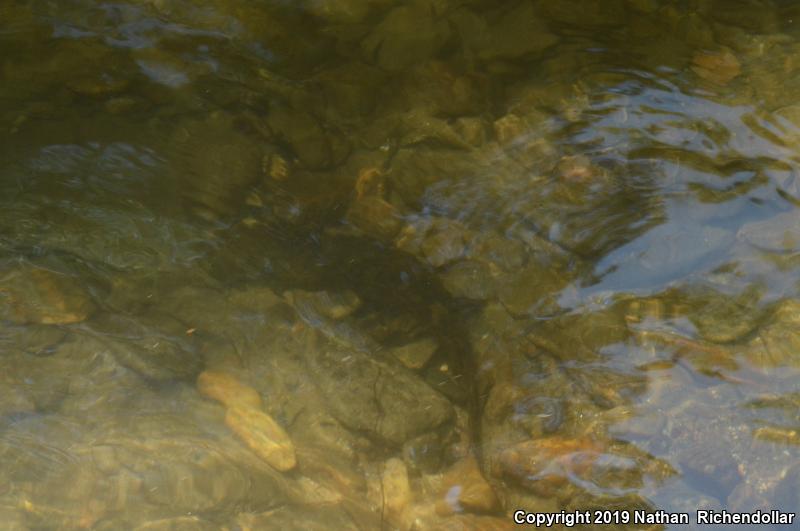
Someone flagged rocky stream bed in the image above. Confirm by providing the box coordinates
[1,0,800,529]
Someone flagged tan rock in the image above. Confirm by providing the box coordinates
[225,406,296,471]
[382,457,412,528]
[390,338,438,370]
[691,48,741,85]
[1,267,94,325]
[493,114,527,145]
[196,370,262,410]
[296,445,366,495]
[346,196,404,242]
[436,455,498,515]
[498,436,602,496]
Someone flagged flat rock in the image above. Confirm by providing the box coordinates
[197,370,263,410]
[441,260,496,301]
[225,406,297,472]
[0,266,95,325]
[361,3,451,71]
[389,338,438,370]
[382,457,412,527]
[436,455,498,515]
[477,2,559,60]
[305,339,454,446]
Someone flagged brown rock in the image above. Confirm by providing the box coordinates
[493,114,527,144]
[1,267,94,325]
[382,457,412,528]
[556,154,596,184]
[436,455,499,515]
[691,48,741,85]
[421,220,470,268]
[296,445,366,495]
[498,436,602,495]
[197,370,263,410]
[390,338,438,370]
[225,406,297,471]
[346,196,404,242]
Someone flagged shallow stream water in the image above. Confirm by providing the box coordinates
[1,1,799,529]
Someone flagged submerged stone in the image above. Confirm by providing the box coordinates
[476,2,558,60]
[436,455,499,515]
[267,106,350,170]
[0,266,95,325]
[225,406,297,472]
[440,260,496,301]
[745,299,800,368]
[421,222,469,268]
[691,47,741,85]
[361,3,451,71]
[169,112,263,219]
[285,290,362,321]
[305,339,454,445]
[390,338,438,370]
[97,333,203,382]
[346,196,405,243]
[382,457,412,528]
[497,436,604,496]
[496,264,569,316]
[197,370,263,410]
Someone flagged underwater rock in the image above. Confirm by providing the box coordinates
[305,338,454,446]
[295,444,367,496]
[470,232,527,272]
[0,383,36,418]
[293,476,344,506]
[267,106,350,170]
[475,2,558,61]
[390,338,438,370]
[421,223,469,268]
[169,112,263,219]
[496,263,568,316]
[0,266,95,325]
[498,436,603,495]
[381,457,412,528]
[436,455,499,515]
[285,290,362,321]
[537,0,626,27]
[197,370,263,410]
[440,260,496,301]
[691,47,741,85]
[346,195,405,243]
[403,61,487,118]
[402,430,449,473]
[94,331,203,383]
[361,2,451,71]
[304,0,383,25]
[455,117,488,147]
[15,324,68,356]
[745,299,800,368]
[493,113,529,145]
[688,287,762,344]
[225,405,297,472]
